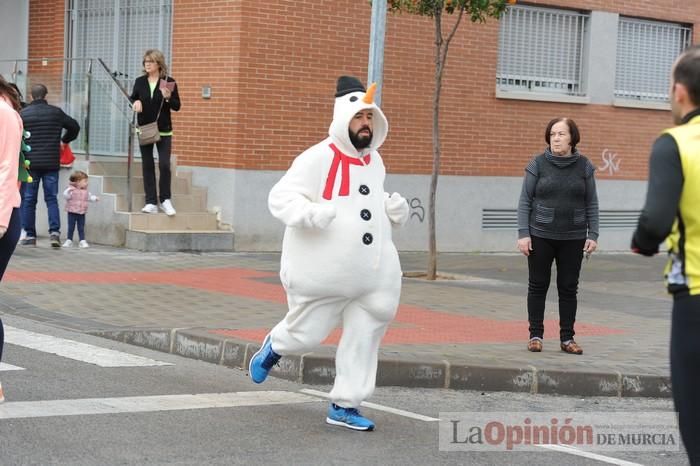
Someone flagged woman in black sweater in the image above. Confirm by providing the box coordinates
[516,118,600,355]
[130,49,181,216]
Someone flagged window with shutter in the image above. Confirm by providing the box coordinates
[497,5,589,97]
[615,17,692,103]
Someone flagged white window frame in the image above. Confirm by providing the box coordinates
[614,17,692,109]
[496,4,590,104]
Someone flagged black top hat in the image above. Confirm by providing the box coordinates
[335,76,366,97]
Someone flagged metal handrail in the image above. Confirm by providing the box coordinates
[96,58,137,213]
[1,57,94,159]
[2,57,138,212]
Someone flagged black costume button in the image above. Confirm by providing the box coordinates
[359,185,370,195]
[362,233,373,245]
[360,209,372,221]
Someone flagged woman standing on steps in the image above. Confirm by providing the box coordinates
[130,49,181,216]
[0,75,25,403]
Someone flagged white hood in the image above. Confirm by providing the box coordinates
[328,83,388,157]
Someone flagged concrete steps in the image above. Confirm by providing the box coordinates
[102,175,192,196]
[125,230,235,252]
[116,192,207,213]
[86,158,234,252]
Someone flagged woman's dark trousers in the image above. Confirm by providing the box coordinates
[139,136,172,205]
[527,235,586,342]
[0,207,22,362]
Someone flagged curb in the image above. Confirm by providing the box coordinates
[90,328,672,399]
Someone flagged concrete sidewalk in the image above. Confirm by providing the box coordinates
[0,242,672,398]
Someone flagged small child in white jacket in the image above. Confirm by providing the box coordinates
[62,170,99,248]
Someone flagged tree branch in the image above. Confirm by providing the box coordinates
[441,4,465,67]
[445,4,465,45]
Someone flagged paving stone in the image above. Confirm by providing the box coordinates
[0,248,673,397]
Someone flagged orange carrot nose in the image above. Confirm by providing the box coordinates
[362,83,377,104]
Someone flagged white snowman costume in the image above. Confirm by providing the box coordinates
[267,79,409,408]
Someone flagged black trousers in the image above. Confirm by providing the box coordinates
[139,136,172,205]
[527,235,586,342]
[0,207,21,280]
[671,293,700,465]
[0,207,21,363]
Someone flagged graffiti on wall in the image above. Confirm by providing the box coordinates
[599,149,621,176]
[409,197,425,223]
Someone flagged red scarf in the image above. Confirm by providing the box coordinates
[322,143,371,200]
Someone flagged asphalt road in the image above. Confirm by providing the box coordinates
[0,315,688,466]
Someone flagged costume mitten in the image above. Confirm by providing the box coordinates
[385,192,409,226]
[310,203,336,229]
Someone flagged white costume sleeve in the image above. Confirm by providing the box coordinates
[268,150,336,229]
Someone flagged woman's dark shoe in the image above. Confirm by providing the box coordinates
[527,338,543,352]
[560,340,583,355]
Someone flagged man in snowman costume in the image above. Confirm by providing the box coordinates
[250,76,409,431]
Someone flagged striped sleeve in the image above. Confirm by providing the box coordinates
[525,157,539,176]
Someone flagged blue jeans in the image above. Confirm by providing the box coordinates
[66,212,86,241]
[22,169,60,237]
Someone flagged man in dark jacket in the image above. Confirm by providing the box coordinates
[20,84,80,247]
[632,45,700,465]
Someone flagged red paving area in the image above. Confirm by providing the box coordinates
[211,313,622,345]
[5,268,286,302]
[5,267,624,345]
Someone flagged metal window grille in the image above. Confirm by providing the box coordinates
[65,0,172,156]
[615,18,692,103]
[497,5,588,96]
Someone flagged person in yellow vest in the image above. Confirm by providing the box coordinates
[632,44,700,465]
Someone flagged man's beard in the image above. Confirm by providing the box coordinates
[349,126,373,150]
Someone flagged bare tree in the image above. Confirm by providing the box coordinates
[385,0,515,279]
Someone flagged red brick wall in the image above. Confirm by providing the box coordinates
[376,0,700,180]
[26,0,700,181]
[26,0,65,104]
[172,0,695,180]
[382,14,645,179]
[173,1,376,171]
[529,0,692,21]
[171,0,243,168]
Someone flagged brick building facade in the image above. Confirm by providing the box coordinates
[12,0,700,251]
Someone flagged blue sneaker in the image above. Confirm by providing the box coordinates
[248,334,281,384]
[326,403,375,431]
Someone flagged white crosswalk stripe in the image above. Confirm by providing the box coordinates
[0,391,321,420]
[300,388,440,422]
[4,326,172,367]
[0,363,24,371]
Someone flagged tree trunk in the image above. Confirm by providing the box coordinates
[427,5,465,281]
[427,9,444,281]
